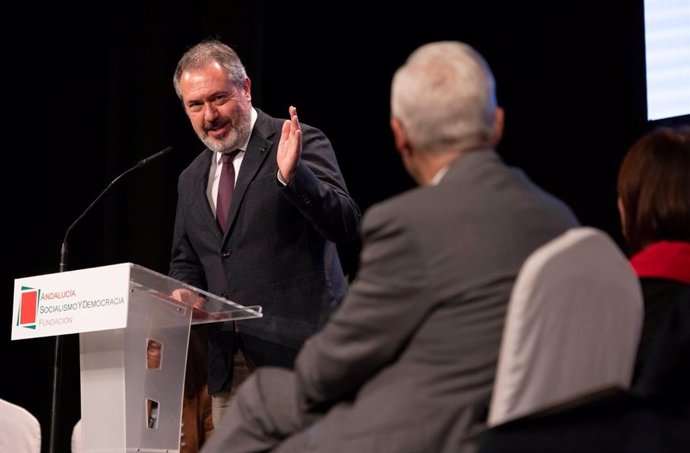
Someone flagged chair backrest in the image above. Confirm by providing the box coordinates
[0,398,41,453]
[72,419,83,453]
[487,227,643,427]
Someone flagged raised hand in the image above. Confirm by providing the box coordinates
[277,105,302,183]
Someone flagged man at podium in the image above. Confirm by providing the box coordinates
[168,39,361,426]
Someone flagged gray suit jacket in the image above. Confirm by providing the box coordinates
[170,109,360,393]
[293,150,579,452]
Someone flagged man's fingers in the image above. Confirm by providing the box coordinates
[281,119,292,139]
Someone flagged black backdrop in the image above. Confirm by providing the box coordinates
[2,1,679,451]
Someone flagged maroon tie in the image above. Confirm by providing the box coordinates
[217,151,238,232]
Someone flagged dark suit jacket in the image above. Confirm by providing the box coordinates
[291,150,579,452]
[634,278,690,385]
[170,108,360,393]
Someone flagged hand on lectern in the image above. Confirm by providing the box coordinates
[171,288,206,310]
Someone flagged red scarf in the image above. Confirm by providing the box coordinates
[630,241,690,284]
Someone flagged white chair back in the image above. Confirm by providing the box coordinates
[487,227,643,426]
[0,398,41,453]
[72,418,83,453]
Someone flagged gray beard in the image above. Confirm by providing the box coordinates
[201,116,252,154]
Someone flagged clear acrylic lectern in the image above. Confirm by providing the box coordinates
[77,263,261,453]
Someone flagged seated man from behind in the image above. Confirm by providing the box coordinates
[201,40,579,453]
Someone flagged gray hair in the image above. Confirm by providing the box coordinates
[173,39,247,99]
[391,41,497,153]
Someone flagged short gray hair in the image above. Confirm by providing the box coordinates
[391,41,497,153]
[173,39,247,99]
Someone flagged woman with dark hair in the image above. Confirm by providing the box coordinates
[616,125,690,389]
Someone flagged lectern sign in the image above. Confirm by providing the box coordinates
[10,262,261,452]
[12,263,130,340]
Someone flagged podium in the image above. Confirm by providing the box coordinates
[11,263,262,453]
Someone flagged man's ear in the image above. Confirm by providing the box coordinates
[492,107,505,146]
[243,76,252,101]
[390,116,410,156]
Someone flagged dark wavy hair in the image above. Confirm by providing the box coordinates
[617,126,690,254]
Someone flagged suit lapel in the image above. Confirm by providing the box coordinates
[224,110,275,238]
[191,151,224,236]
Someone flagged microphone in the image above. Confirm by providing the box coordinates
[135,145,174,167]
[49,145,172,453]
[59,146,173,272]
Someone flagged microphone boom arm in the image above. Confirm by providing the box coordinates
[58,146,172,272]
